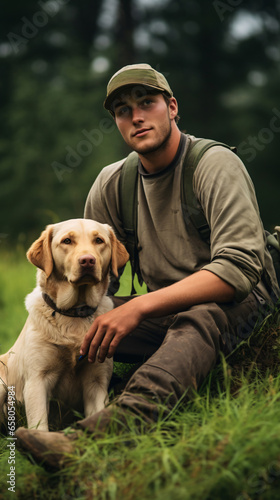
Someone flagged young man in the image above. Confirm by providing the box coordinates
[16,64,279,468]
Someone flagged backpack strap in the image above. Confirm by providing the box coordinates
[181,139,236,242]
[119,151,140,293]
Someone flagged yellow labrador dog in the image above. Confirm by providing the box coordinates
[0,219,129,431]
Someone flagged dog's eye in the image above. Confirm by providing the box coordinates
[96,237,104,244]
[62,238,71,245]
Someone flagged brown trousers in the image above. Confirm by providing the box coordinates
[77,291,269,431]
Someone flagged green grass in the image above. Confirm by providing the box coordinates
[0,249,36,353]
[1,250,280,499]
[1,371,280,499]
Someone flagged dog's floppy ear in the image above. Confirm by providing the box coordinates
[27,225,54,278]
[108,228,130,277]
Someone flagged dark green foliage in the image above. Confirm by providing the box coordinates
[0,0,279,240]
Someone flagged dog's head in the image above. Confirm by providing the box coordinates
[27,219,129,307]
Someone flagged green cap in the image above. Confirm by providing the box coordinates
[104,63,173,112]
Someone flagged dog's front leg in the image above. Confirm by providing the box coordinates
[83,381,109,417]
[23,379,49,431]
[82,360,113,417]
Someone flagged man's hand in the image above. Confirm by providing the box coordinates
[80,300,144,363]
[80,270,235,364]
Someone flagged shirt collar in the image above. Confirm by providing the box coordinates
[137,132,186,178]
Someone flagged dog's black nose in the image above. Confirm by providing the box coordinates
[79,255,96,268]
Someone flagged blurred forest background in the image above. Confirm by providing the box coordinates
[0,0,280,247]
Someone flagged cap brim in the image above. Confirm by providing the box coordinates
[104,83,172,112]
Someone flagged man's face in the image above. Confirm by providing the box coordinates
[112,88,178,156]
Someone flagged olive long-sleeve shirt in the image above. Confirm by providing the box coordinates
[84,133,279,303]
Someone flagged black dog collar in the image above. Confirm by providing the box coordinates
[42,293,97,318]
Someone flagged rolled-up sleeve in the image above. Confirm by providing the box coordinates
[194,146,265,302]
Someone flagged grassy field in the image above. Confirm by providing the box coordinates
[1,249,280,499]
